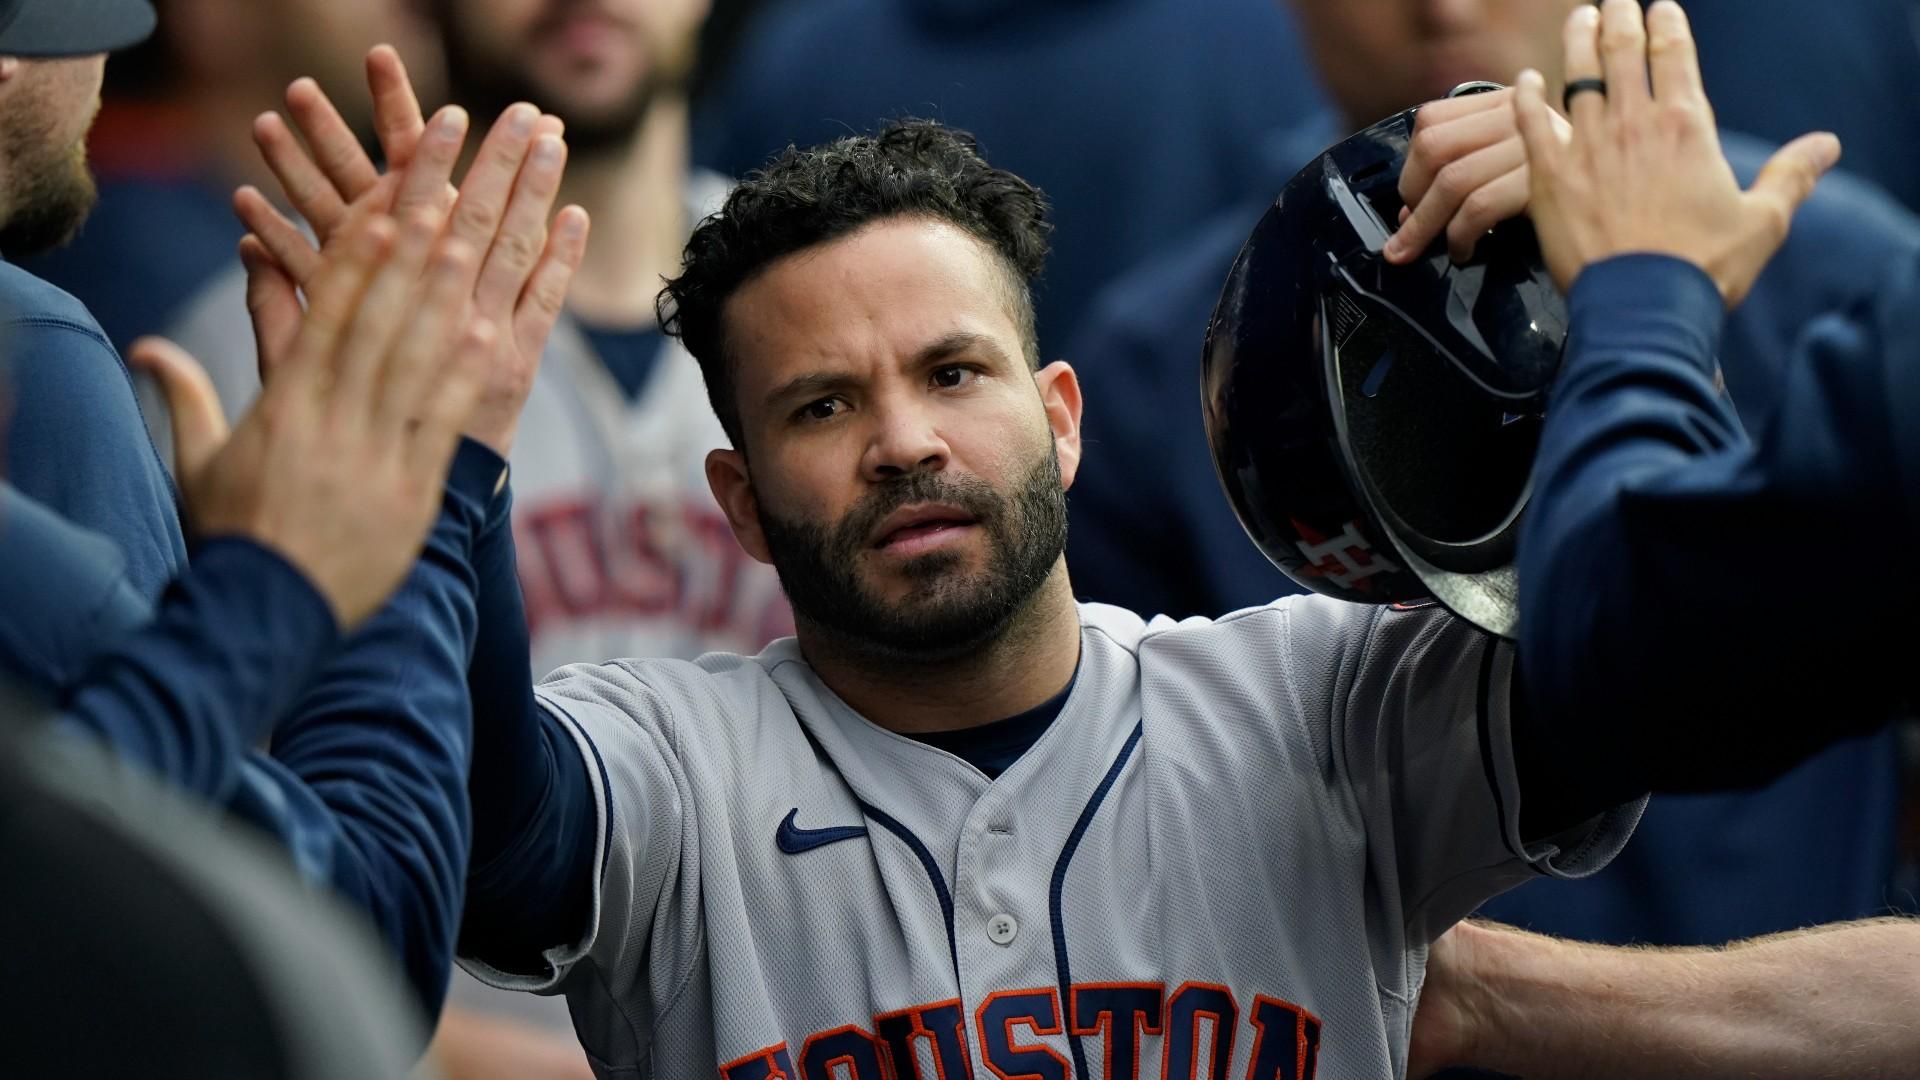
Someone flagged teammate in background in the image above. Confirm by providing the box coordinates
[697,0,1330,365]
[18,0,441,466]
[234,1,792,681]
[1066,0,1920,958]
[1497,1,1917,767]
[243,39,1920,1077]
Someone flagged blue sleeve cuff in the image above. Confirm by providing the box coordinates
[1567,254,1727,382]
[447,438,509,519]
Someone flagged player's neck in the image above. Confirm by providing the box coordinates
[797,562,1083,736]
[554,93,691,329]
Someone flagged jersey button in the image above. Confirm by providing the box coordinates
[987,914,1019,945]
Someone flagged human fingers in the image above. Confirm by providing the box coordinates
[1405,84,1511,130]
[474,134,568,315]
[239,236,303,383]
[233,185,323,285]
[1400,91,1516,208]
[444,103,542,278]
[1388,135,1526,263]
[1644,0,1705,107]
[392,105,469,220]
[126,336,230,480]
[281,214,397,382]
[285,77,382,203]
[1561,5,1607,131]
[253,110,350,241]
[512,206,591,358]
[1514,68,1584,293]
[1735,132,1842,292]
[1596,0,1650,118]
[327,210,442,423]
[366,44,427,170]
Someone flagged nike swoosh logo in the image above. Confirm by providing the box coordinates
[775,807,868,855]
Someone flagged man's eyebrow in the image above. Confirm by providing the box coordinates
[761,333,1013,411]
[764,371,859,411]
[913,331,1007,367]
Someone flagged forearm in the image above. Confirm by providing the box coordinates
[1516,256,1901,827]
[242,440,501,1020]
[1440,918,1920,1078]
[459,483,596,972]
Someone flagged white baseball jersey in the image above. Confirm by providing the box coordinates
[462,597,1643,1079]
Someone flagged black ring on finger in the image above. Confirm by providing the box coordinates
[1562,77,1608,112]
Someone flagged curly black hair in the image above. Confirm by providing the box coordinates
[658,119,1053,448]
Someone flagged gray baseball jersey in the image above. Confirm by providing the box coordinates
[462,598,1643,1079]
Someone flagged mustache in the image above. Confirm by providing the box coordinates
[531,0,634,34]
[833,472,1003,552]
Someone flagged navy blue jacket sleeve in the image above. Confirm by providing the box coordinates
[230,440,505,1021]
[58,537,340,799]
[1516,253,1917,822]
[458,479,597,973]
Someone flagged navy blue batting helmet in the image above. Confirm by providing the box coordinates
[1201,85,1568,639]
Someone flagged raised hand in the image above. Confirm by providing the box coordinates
[129,211,496,630]
[1513,0,1839,304]
[1386,86,1572,265]
[236,45,590,456]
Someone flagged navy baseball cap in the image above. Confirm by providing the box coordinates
[0,0,156,57]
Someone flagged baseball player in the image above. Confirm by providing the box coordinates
[232,25,1906,1074]
[441,123,1647,1080]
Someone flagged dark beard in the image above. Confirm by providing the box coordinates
[757,451,1069,664]
[0,140,94,258]
[435,3,679,158]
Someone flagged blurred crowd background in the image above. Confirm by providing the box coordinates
[6,0,1920,1075]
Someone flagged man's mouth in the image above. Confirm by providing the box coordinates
[871,504,980,555]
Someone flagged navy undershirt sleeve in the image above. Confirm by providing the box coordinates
[459,478,598,973]
[1514,254,1914,835]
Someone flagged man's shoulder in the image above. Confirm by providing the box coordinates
[0,261,110,341]
[533,642,803,729]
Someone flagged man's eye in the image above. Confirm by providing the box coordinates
[931,365,974,389]
[798,397,842,422]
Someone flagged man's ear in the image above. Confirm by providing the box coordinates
[705,447,772,564]
[1034,360,1084,490]
[0,58,19,84]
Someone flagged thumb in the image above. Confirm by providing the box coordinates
[126,336,230,479]
[1748,132,1841,235]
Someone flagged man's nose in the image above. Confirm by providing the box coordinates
[861,401,950,480]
